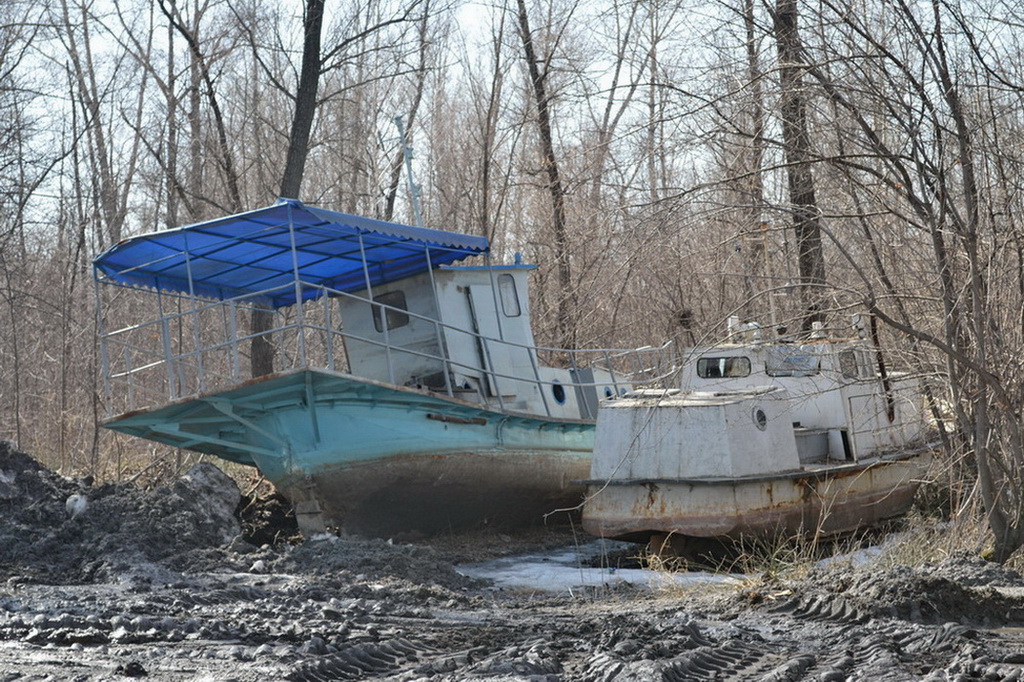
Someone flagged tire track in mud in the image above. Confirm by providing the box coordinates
[2,446,1024,680]
[2,569,1024,681]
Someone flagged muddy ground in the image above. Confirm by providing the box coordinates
[1,441,1024,681]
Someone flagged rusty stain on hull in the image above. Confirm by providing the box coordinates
[281,451,590,537]
[583,452,932,542]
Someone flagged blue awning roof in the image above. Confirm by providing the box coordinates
[92,199,490,308]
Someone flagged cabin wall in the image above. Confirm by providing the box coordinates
[841,374,925,457]
[592,390,801,480]
[680,342,927,461]
[338,272,446,387]
[337,263,627,421]
[681,346,847,431]
[572,367,629,420]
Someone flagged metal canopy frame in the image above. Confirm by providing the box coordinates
[92,198,490,308]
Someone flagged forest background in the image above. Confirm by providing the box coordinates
[5,0,1024,559]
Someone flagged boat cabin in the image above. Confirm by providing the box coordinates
[336,263,626,419]
[583,333,933,543]
[676,338,926,463]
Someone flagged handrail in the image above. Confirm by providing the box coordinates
[98,279,677,418]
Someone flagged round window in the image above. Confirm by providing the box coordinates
[753,407,768,431]
[552,381,566,405]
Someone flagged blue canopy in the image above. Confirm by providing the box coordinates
[93,199,490,308]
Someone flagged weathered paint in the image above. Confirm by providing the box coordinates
[590,388,801,480]
[105,368,593,536]
[581,451,931,541]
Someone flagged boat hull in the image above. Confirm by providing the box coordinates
[280,450,588,537]
[104,369,592,537]
[581,451,932,542]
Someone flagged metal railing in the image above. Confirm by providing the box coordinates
[98,280,677,421]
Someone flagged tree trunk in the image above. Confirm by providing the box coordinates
[384,3,429,222]
[741,0,768,321]
[515,0,576,349]
[279,0,325,199]
[250,0,325,378]
[774,0,826,332]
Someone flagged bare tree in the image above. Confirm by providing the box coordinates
[514,0,576,349]
[766,0,1024,561]
[773,0,826,332]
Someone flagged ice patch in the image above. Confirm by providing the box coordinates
[457,540,743,593]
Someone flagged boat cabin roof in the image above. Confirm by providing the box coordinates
[92,198,490,308]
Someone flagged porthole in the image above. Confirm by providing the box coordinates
[753,407,768,431]
[552,381,566,405]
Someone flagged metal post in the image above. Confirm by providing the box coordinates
[287,202,307,366]
[423,244,453,396]
[357,231,395,385]
[93,274,112,411]
[123,344,135,408]
[324,289,334,372]
[156,289,176,399]
[182,241,205,394]
[228,300,240,381]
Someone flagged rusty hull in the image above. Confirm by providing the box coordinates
[280,450,590,538]
[581,452,932,542]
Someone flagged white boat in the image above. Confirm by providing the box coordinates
[93,199,671,537]
[581,321,934,550]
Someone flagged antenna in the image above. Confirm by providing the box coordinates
[393,115,424,227]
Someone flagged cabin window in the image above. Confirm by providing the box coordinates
[765,349,820,377]
[859,351,875,378]
[498,274,521,317]
[697,356,751,378]
[371,290,409,332]
[839,350,858,379]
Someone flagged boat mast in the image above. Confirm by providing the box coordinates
[394,115,424,227]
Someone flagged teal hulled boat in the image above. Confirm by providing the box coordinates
[94,199,669,536]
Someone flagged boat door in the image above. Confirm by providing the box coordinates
[467,284,535,399]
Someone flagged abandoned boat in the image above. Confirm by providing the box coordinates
[581,321,934,548]
[93,199,670,537]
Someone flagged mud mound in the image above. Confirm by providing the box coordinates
[0,442,241,583]
[847,568,1024,625]
[922,550,1024,587]
[778,551,1024,627]
[274,534,477,591]
[2,441,1022,680]
[238,491,300,546]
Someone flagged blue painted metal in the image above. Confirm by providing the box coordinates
[106,368,592,463]
[92,198,489,308]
